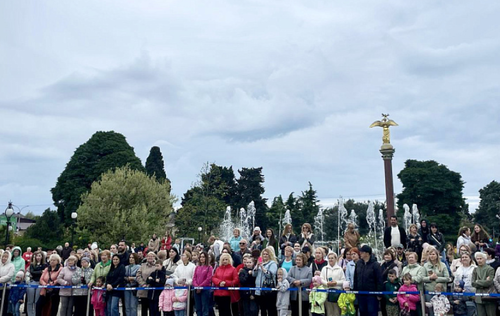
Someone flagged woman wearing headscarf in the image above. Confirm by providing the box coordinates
[419,219,430,244]
[136,252,157,316]
[0,251,15,316]
[57,255,78,316]
[71,257,94,316]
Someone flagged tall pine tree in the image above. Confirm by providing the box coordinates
[235,167,268,229]
[145,146,168,183]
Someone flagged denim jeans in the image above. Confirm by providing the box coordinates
[8,301,21,316]
[26,281,41,316]
[194,290,211,316]
[106,296,120,316]
[174,310,185,316]
[124,291,138,316]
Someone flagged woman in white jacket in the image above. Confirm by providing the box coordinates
[172,250,196,286]
[0,251,15,284]
[456,227,472,254]
[320,252,346,316]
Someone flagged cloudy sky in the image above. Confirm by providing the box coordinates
[1,1,499,217]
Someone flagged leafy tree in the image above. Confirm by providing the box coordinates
[23,211,38,220]
[177,163,235,238]
[25,208,64,246]
[76,166,175,246]
[235,167,268,228]
[474,181,500,230]
[52,131,145,225]
[298,182,320,226]
[396,159,468,233]
[266,195,286,233]
[145,146,169,185]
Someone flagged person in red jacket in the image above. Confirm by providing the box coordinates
[22,247,33,272]
[212,253,238,316]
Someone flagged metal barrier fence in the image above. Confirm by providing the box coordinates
[0,283,496,316]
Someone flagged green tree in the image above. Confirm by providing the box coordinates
[76,166,175,246]
[145,146,169,185]
[297,182,320,226]
[266,195,286,232]
[396,159,468,233]
[474,181,500,230]
[25,208,64,246]
[235,167,268,228]
[52,131,145,225]
[177,163,235,238]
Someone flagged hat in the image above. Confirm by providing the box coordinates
[166,278,174,287]
[16,271,24,279]
[81,257,91,264]
[302,246,311,253]
[343,281,351,289]
[253,227,261,232]
[359,245,372,255]
[397,244,404,249]
[312,276,322,284]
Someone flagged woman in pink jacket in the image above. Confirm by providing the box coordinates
[397,273,420,316]
[212,253,238,316]
[159,279,188,316]
[192,251,213,316]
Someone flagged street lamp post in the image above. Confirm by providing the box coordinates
[71,212,78,247]
[198,227,202,244]
[4,202,14,248]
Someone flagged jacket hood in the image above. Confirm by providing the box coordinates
[0,251,12,265]
[11,246,23,259]
[278,267,288,279]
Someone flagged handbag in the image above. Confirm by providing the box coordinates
[261,262,276,296]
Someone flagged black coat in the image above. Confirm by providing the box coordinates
[106,264,126,297]
[279,234,297,255]
[383,226,407,249]
[238,267,256,298]
[353,255,382,292]
[146,268,167,300]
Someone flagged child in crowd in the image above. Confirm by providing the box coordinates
[148,259,167,316]
[397,273,420,316]
[172,280,188,316]
[159,279,176,316]
[384,269,400,316]
[338,281,356,316]
[276,267,290,316]
[309,275,327,316]
[429,283,450,316]
[251,237,262,252]
[451,281,467,316]
[8,271,26,316]
[239,255,258,316]
[91,276,106,316]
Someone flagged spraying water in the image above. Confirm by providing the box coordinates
[220,206,233,242]
[314,208,325,243]
[247,201,256,230]
[403,204,412,233]
[347,210,358,227]
[412,204,420,229]
[366,201,377,252]
[283,209,292,226]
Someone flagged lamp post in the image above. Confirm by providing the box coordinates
[71,212,78,247]
[198,226,202,244]
[4,202,14,248]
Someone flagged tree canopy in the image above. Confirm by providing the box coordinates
[396,159,468,233]
[76,166,175,246]
[51,131,145,225]
[25,208,64,247]
[474,180,500,230]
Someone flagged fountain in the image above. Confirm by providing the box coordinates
[283,209,292,226]
[314,208,325,243]
[376,208,385,257]
[412,204,420,229]
[247,201,256,230]
[347,209,358,227]
[238,207,250,240]
[366,201,377,252]
[220,206,233,242]
[403,204,412,233]
[337,198,348,245]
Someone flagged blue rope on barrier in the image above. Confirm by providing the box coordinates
[0,283,497,297]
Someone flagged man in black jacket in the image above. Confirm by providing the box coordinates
[354,245,382,316]
[383,215,407,249]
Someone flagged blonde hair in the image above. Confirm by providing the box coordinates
[262,247,277,263]
[427,247,445,272]
[49,253,62,264]
[219,253,233,266]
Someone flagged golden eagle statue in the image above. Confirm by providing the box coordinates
[370,114,398,144]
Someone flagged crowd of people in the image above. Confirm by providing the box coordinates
[0,218,500,316]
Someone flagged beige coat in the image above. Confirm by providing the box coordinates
[136,262,157,298]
